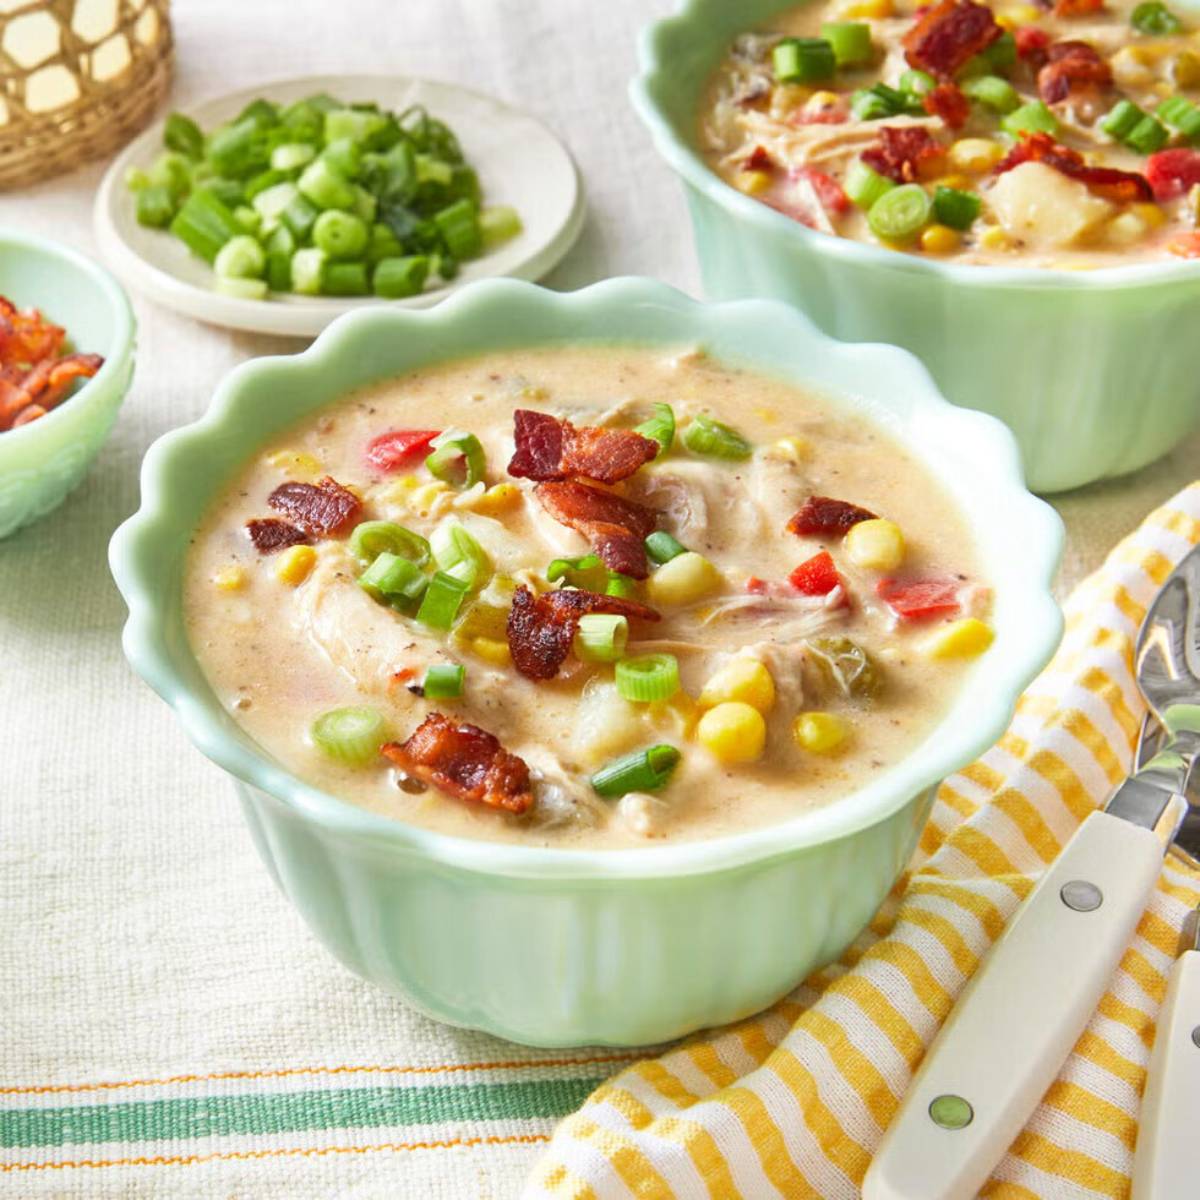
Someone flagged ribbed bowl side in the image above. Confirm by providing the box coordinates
[684,185,1200,494]
[236,779,935,1048]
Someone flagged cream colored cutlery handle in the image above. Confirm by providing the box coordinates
[863,811,1162,1200]
[1131,949,1200,1200]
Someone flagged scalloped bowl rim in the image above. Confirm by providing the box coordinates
[630,0,1200,291]
[109,277,1063,882]
[0,226,135,441]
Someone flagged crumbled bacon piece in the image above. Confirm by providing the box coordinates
[1145,149,1200,201]
[923,82,971,129]
[862,126,944,183]
[743,145,774,172]
[1054,0,1104,16]
[996,133,1153,203]
[0,297,65,368]
[1037,41,1111,105]
[877,576,962,621]
[508,410,658,486]
[789,551,842,596]
[0,352,103,430]
[1168,232,1200,259]
[506,585,661,681]
[365,429,440,472]
[535,480,657,578]
[1014,25,1051,68]
[788,496,877,538]
[382,713,533,814]
[903,0,1002,79]
[245,518,311,554]
[267,476,362,538]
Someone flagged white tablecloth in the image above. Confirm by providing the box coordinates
[1,2,1197,1196]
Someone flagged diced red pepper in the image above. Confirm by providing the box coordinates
[744,145,774,172]
[1145,149,1200,202]
[1054,0,1104,15]
[789,551,841,596]
[1167,232,1200,259]
[746,576,771,595]
[800,167,851,214]
[877,576,962,621]
[365,429,441,472]
[1014,25,1050,63]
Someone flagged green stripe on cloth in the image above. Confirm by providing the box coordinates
[0,1078,606,1149]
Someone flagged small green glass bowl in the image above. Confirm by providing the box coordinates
[0,228,135,540]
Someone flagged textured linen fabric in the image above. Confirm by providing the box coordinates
[0,1,1199,1197]
[524,484,1200,1200]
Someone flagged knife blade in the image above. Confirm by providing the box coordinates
[863,542,1200,1200]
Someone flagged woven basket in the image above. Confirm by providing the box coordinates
[0,0,172,190]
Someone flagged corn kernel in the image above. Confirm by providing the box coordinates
[1111,46,1157,88]
[646,551,724,608]
[924,617,995,659]
[735,170,772,196]
[470,482,522,515]
[995,4,1040,27]
[843,0,893,17]
[1132,202,1168,230]
[793,711,852,755]
[1106,211,1149,246]
[920,224,961,255]
[770,84,811,119]
[770,435,812,462]
[844,518,905,571]
[265,448,321,477]
[275,544,316,587]
[948,138,1005,174]
[407,480,452,517]
[213,565,246,591]
[915,151,947,181]
[1174,50,1200,89]
[469,636,513,667]
[699,657,776,713]
[697,702,767,764]
[979,225,1014,252]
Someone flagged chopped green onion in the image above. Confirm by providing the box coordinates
[324,107,388,146]
[164,112,204,160]
[820,21,873,67]
[1101,99,1144,140]
[321,136,363,181]
[590,744,681,798]
[124,166,151,192]
[681,415,752,460]
[281,192,320,241]
[1158,95,1200,140]
[431,521,492,590]
[168,188,243,263]
[243,169,287,202]
[867,183,932,242]
[290,247,327,296]
[349,520,431,566]
[547,554,609,592]
[417,153,454,186]
[373,255,430,298]
[233,205,261,234]
[844,158,895,209]
[416,571,470,631]
[634,402,675,457]
[1128,114,1170,153]
[214,234,266,280]
[298,157,356,210]
[135,184,175,228]
[984,30,1017,72]
[574,613,629,663]
[313,209,369,259]
[1132,1,1181,35]
[963,74,1019,114]
[251,181,299,224]
[899,69,936,99]
[323,261,369,295]
[850,85,899,121]
[932,186,981,231]
[605,573,639,600]
[773,37,836,83]
[425,429,486,488]
[479,205,522,249]
[433,198,483,259]
[645,530,687,564]
[207,118,269,179]
[358,551,428,603]
[423,663,466,699]
[311,706,389,765]
[1002,100,1059,137]
[615,653,681,703]
[237,98,280,130]
[271,142,317,172]
[265,225,295,292]
[214,277,269,301]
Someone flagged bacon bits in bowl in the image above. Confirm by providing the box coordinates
[632,0,1200,492]
[109,278,1061,1046]
[0,229,134,538]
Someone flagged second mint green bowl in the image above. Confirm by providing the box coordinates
[0,229,135,539]
[632,0,1200,494]
[110,278,1062,1047]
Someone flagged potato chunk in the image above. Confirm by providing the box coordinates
[986,163,1113,250]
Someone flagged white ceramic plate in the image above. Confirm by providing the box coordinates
[94,74,585,337]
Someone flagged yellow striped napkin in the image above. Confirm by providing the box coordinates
[524,481,1200,1200]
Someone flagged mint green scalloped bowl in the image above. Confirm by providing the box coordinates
[632,0,1200,494]
[109,278,1061,1047]
[0,229,135,539]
